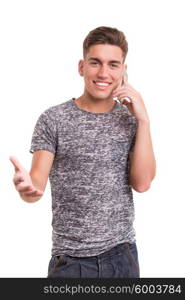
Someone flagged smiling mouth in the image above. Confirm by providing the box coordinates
[93,81,112,88]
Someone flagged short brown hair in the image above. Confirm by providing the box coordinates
[83,26,128,62]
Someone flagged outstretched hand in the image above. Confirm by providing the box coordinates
[10,156,43,198]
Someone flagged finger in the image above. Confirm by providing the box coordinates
[13,174,24,185]
[113,75,125,95]
[113,84,125,97]
[16,184,33,192]
[118,75,124,87]
[113,86,126,96]
[17,183,43,195]
[122,99,132,106]
[21,190,43,197]
[9,156,23,172]
[114,80,133,95]
[118,75,125,88]
[113,91,129,100]
[114,89,135,100]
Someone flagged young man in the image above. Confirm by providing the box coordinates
[10,26,156,278]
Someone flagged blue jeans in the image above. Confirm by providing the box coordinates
[47,242,140,278]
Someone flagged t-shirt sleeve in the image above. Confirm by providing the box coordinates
[30,109,57,154]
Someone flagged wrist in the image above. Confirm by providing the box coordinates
[137,118,150,125]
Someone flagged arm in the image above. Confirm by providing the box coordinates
[10,150,54,203]
[129,120,156,192]
[113,71,156,193]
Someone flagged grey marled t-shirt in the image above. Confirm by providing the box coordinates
[30,98,138,257]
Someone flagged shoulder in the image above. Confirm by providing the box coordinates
[38,99,73,123]
[43,99,72,117]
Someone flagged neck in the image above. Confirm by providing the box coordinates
[75,91,115,113]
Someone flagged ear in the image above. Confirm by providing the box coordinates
[78,59,84,77]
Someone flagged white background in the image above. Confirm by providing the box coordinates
[0,0,185,277]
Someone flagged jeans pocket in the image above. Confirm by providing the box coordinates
[125,243,140,277]
[48,255,67,277]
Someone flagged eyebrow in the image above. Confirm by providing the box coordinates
[88,57,122,64]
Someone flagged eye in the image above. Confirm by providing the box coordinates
[110,64,118,68]
[90,61,98,65]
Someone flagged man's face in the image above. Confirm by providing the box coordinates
[78,44,126,101]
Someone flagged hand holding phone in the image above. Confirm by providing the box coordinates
[113,70,128,102]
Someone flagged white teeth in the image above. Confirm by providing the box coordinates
[95,82,109,86]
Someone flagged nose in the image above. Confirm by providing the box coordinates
[97,64,109,78]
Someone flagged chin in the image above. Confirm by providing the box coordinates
[89,91,112,101]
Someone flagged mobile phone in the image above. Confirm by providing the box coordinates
[124,70,128,80]
[113,70,128,102]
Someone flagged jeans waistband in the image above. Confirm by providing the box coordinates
[97,242,130,260]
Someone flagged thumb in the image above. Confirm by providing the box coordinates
[9,156,23,172]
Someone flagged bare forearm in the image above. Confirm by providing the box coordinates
[129,120,156,192]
